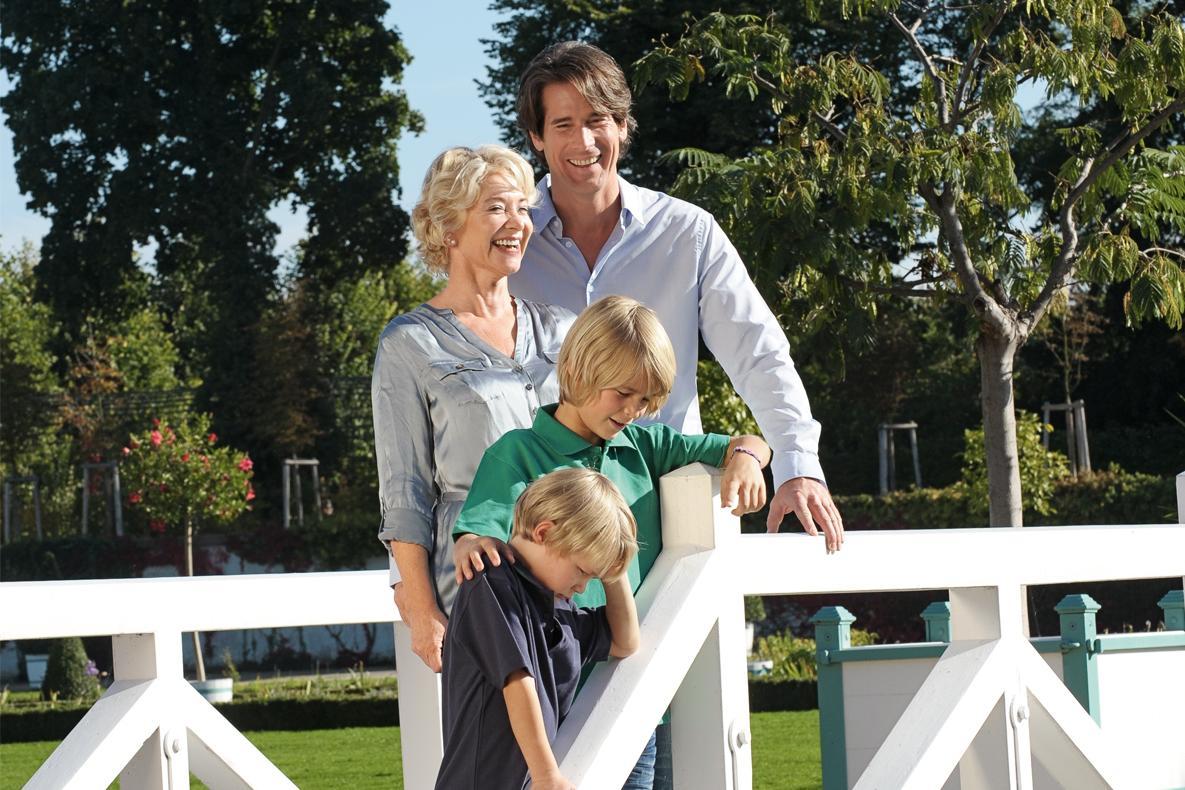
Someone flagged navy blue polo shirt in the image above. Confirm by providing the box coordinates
[435,561,613,790]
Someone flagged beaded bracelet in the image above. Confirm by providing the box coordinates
[731,446,763,466]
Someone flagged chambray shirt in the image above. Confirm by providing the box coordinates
[372,299,574,604]
[510,175,825,487]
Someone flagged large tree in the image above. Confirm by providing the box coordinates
[2,0,423,443]
[635,2,1185,525]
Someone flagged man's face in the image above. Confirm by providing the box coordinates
[529,81,628,201]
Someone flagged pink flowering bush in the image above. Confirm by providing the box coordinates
[122,413,254,535]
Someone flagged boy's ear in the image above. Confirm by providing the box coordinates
[531,520,556,544]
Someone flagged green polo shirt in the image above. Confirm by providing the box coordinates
[453,403,730,608]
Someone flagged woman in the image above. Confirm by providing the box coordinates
[372,145,572,671]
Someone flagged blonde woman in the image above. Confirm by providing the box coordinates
[372,145,573,671]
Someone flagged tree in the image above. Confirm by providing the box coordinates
[1,0,424,444]
[635,3,1185,525]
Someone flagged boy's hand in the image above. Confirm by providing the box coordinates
[454,533,516,585]
[531,771,576,790]
[720,450,767,516]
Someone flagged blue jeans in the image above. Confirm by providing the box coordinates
[622,730,657,790]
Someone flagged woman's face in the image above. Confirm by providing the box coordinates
[449,173,533,281]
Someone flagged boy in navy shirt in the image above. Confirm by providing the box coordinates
[435,467,640,790]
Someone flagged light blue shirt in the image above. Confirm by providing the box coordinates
[510,175,824,486]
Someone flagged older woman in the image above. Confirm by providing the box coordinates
[372,145,573,671]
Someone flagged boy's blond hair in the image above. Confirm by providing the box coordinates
[512,468,638,580]
[411,145,537,274]
[558,295,675,415]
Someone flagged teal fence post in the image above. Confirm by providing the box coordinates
[1055,594,1101,724]
[1158,589,1184,631]
[920,601,951,642]
[812,606,855,790]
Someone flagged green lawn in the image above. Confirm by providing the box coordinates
[1,711,821,789]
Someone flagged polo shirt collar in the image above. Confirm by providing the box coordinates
[535,175,650,235]
[533,404,636,456]
[512,560,558,616]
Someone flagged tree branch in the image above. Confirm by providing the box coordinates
[812,111,848,144]
[1025,93,1185,332]
[889,12,950,126]
[953,1,1009,126]
[836,271,952,298]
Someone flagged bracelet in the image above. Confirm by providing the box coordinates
[731,446,763,467]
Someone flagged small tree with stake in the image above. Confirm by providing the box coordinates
[122,413,254,681]
[635,1,1184,527]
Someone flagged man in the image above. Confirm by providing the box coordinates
[509,41,844,551]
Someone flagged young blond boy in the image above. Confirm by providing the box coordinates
[451,295,770,788]
[436,467,640,790]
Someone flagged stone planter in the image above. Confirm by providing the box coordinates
[24,654,49,690]
[190,677,234,704]
[747,658,774,677]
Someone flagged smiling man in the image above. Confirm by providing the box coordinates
[509,42,844,552]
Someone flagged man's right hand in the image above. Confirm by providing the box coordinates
[393,581,448,672]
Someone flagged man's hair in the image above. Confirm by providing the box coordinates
[512,468,638,580]
[517,41,637,153]
[411,145,537,274]
[558,295,675,415]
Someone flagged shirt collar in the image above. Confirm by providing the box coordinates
[533,403,636,456]
[512,560,558,616]
[534,174,649,235]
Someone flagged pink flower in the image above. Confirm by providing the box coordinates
[207,433,218,444]
[129,439,140,450]
[158,483,169,493]
[128,491,142,504]
[149,518,166,534]
[238,457,253,473]
[122,446,131,456]
[200,455,210,467]
[181,453,190,462]
[150,430,163,447]
[246,486,256,502]
[152,417,161,427]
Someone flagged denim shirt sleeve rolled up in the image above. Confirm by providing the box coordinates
[371,298,573,604]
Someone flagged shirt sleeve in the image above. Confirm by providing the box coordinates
[450,572,533,688]
[452,447,530,542]
[570,605,613,668]
[372,329,437,552]
[695,212,826,487]
[632,423,731,477]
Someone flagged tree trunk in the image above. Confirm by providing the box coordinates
[186,515,207,682]
[977,331,1023,527]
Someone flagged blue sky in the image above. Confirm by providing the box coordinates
[0,2,509,257]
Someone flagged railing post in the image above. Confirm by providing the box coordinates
[115,631,188,789]
[394,622,443,789]
[1158,590,1184,631]
[921,601,951,642]
[663,464,751,790]
[812,606,855,790]
[1054,594,1101,724]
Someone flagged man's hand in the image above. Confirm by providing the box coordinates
[393,581,448,672]
[766,477,844,552]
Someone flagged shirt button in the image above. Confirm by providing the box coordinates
[525,383,534,391]
[514,364,524,373]
[454,363,464,370]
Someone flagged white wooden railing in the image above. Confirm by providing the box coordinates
[3,469,1183,789]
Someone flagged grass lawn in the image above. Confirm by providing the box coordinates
[0,711,821,789]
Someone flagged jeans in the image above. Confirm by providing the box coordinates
[653,721,673,790]
[622,730,657,790]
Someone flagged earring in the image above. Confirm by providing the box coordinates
[446,237,456,246]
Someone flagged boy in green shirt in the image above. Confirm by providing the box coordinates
[451,295,770,789]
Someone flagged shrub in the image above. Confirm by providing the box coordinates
[754,628,877,681]
[40,637,100,703]
[962,410,1071,517]
[745,595,767,623]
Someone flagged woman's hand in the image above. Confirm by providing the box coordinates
[454,533,516,585]
[394,582,448,672]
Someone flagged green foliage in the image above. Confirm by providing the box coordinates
[745,595,767,623]
[107,308,185,391]
[962,411,1071,517]
[40,638,99,703]
[120,413,254,534]
[697,360,761,436]
[754,628,876,681]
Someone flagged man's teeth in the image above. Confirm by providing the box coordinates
[569,155,600,166]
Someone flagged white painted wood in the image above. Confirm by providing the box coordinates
[555,549,722,788]
[1177,470,1184,523]
[26,679,165,789]
[113,632,185,788]
[394,622,443,790]
[182,679,297,789]
[1096,648,1185,788]
[949,586,1025,641]
[855,640,1009,789]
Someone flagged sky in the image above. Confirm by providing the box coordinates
[0,2,510,258]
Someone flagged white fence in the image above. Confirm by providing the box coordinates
[2,468,1183,789]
